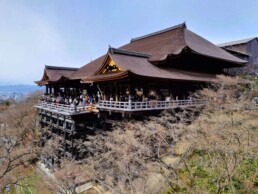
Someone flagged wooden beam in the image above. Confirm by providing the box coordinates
[63,120,67,156]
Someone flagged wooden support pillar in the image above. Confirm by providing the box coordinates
[103,86,106,101]
[49,113,55,167]
[49,86,52,94]
[67,87,69,96]
[128,84,132,110]
[71,122,75,158]
[56,114,59,127]
[128,84,131,95]
[102,115,107,130]
[76,87,79,96]
[46,85,48,94]
[93,121,96,131]
[128,96,132,111]
[71,130,75,159]
[65,87,67,96]
[142,86,146,101]
[115,84,118,101]
[50,113,53,126]
[63,120,67,157]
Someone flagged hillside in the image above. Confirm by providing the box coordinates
[38,76,258,194]
[0,76,257,194]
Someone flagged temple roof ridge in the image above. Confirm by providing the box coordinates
[217,37,257,47]
[131,22,186,42]
[45,65,79,71]
[109,47,151,58]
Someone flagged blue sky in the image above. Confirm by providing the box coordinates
[0,0,257,85]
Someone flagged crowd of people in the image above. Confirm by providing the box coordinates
[40,93,98,108]
[40,90,174,108]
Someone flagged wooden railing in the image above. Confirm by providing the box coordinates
[36,101,91,114]
[97,99,207,111]
[36,99,207,114]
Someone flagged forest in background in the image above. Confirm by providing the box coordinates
[0,75,258,194]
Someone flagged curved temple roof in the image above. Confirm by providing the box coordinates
[35,65,79,85]
[217,37,257,47]
[83,49,218,83]
[35,23,247,85]
[120,23,246,65]
[70,23,246,82]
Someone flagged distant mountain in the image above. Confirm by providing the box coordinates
[0,85,44,94]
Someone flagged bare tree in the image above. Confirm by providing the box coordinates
[71,107,200,194]
[41,159,88,194]
[40,76,258,193]
[180,75,258,193]
[0,92,42,192]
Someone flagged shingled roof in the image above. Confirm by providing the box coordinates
[121,23,246,65]
[70,56,105,80]
[35,65,79,85]
[71,23,246,81]
[218,37,257,47]
[83,48,218,83]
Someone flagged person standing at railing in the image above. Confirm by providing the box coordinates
[59,96,64,104]
[73,100,77,113]
[92,95,96,104]
[89,96,93,105]
[74,98,79,106]
[86,95,89,105]
[128,94,132,110]
[148,93,157,108]
[56,96,60,104]
[40,93,45,101]
[187,96,193,105]
[69,96,73,104]
[120,95,125,102]
[64,97,68,105]
[78,98,82,107]
[52,96,57,107]
[82,95,86,110]
[96,91,101,104]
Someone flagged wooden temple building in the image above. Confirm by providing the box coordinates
[35,23,246,162]
[218,37,258,75]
